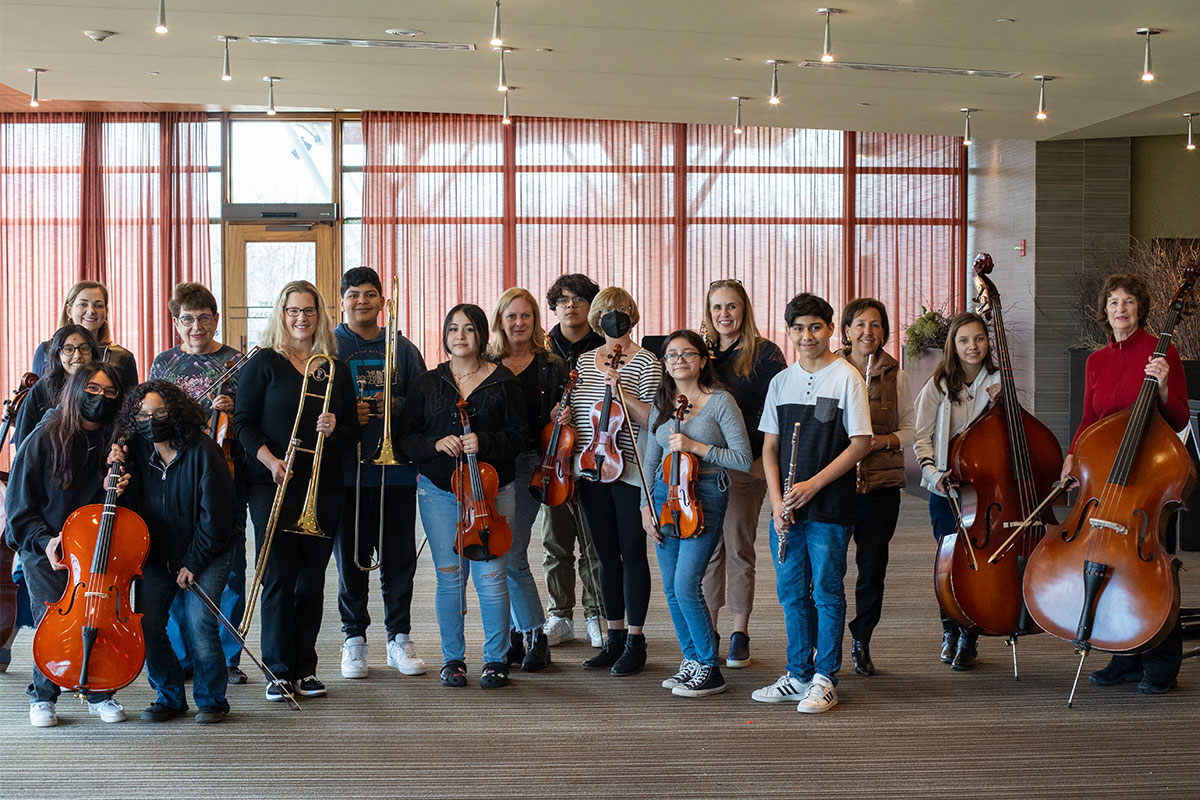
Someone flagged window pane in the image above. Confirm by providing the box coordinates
[343,120,363,167]
[343,221,362,268]
[242,241,317,348]
[231,121,333,203]
[342,172,363,218]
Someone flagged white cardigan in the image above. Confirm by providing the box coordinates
[912,367,1001,495]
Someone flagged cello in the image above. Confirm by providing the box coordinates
[658,395,703,539]
[579,344,626,483]
[1023,263,1199,703]
[0,372,39,660]
[530,370,579,506]
[933,254,1064,656]
[32,448,150,694]
[452,398,512,561]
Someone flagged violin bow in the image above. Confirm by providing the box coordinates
[987,481,1069,565]
[944,487,980,572]
[613,379,663,543]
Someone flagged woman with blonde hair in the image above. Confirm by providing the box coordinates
[233,280,358,701]
[32,281,138,390]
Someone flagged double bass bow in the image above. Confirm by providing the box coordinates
[1023,263,1200,705]
[452,398,512,562]
[658,395,703,539]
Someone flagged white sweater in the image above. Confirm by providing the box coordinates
[912,367,1001,495]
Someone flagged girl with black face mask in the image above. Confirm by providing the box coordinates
[111,380,238,724]
[4,362,128,727]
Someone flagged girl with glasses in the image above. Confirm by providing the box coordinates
[31,282,138,391]
[12,325,98,449]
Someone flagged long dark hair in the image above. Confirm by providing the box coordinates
[651,330,723,433]
[45,362,123,489]
[44,324,99,396]
[115,379,206,451]
[931,312,996,403]
[442,303,490,357]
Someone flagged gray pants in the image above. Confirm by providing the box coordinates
[541,499,602,619]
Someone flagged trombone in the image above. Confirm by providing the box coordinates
[240,353,337,638]
[354,278,401,571]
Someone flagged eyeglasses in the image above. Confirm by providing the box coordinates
[135,409,170,422]
[662,350,701,364]
[84,382,119,399]
[60,344,93,357]
[554,295,586,308]
[284,307,319,318]
[176,313,216,326]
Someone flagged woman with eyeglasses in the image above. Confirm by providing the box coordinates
[112,380,237,724]
[640,330,751,697]
[31,281,138,391]
[12,325,98,449]
[234,280,358,702]
[5,362,129,727]
[568,287,661,677]
[700,279,786,669]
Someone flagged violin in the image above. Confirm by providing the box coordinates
[32,448,150,694]
[933,253,1063,640]
[579,344,626,483]
[1023,263,1199,668]
[451,398,512,561]
[1,372,39,654]
[530,370,579,507]
[658,395,703,539]
[197,346,259,476]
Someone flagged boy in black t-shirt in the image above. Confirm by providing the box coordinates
[752,293,871,714]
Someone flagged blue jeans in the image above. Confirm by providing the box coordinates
[653,471,729,666]
[137,548,234,712]
[770,517,853,685]
[417,478,513,665]
[508,451,548,633]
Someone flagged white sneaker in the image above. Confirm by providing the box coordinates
[341,636,368,679]
[87,698,127,723]
[751,673,809,703]
[661,659,699,689]
[585,614,604,648]
[386,634,427,676]
[797,674,838,714]
[543,615,575,646]
[29,701,57,727]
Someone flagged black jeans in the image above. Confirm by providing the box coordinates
[848,487,902,644]
[1101,620,1184,684]
[576,480,650,627]
[248,483,339,680]
[333,484,418,640]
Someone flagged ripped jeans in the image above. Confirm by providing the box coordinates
[417,478,513,666]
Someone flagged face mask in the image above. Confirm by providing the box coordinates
[137,416,174,444]
[600,310,632,339]
[80,392,119,423]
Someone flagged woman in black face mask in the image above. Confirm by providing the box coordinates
[112,380,238,724]
[4,362,128,727]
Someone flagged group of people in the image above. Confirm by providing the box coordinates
[2,267,1187,728]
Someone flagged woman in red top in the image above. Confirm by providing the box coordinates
[1059,273,1188,695]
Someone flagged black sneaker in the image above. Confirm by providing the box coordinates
[140,702,187,722]
[1137,676,1178,695]
[295,676,326,697]
[194,707,227,725]
[671,664,727,697]
[662,659,698,689]
[227,665,248,685]
[1088,659,1143,686]
[440,660,467,688]
[265,680,292,702]
[726,631,751,668]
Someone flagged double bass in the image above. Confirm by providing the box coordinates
[452,398,512,562]
[579,345,626,483]
[933,254,1064,652]
[529,370,579,506]
[0,372,39,658]
[1023,263,1199,701]
[658,395,703,539]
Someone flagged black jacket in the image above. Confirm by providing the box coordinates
[712,339,788,461]
[547,324,605,371]
[11,375,62,450]
[508,351,569,450]
[121,436,237,575]
[400,363,526,493]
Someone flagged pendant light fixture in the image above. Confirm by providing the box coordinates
[28,67,45,108]
[218,36,237,81]
[264,76,279,115]
[733,96,746,134]
[961,108,975,146]
[1136,27,1160,82]
[502,92,512,125]
[490,0,503,48]
[1034,75,1052,120]
[818,8,840,63]
[155,0,168,34]
[1185,113,1196,151]
[498,48,510,92]
[767,60,786,105]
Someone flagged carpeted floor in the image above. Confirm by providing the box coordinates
[3,492,1198,799]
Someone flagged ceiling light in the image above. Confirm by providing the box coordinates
[218,35,237,81]
[498,48,509,92]
[797,60,1020,79]
[1034,75,1052,120]
[961,108,975,146]
[817,8,840,63]
[491,0,503,48]
[767,59,786,104]
[28,67,45,108]
[732,96,746,134]
[385,29,424,37]
[1137,27,1160,81]
[84,30,116,42]
[264,76,279,115]
[248,35,474,50]
[1186,114,1196,151]
[155,0,167,34]
[502,92,511,125]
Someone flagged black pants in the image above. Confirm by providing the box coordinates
[333,484,418,640]
[1102,620,1184,684]
[576,480,650,627]
[248,483,339,680]
[848,487,902,644]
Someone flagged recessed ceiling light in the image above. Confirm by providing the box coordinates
[997,18,1015,23]
[536,48,554,53]
[724,57,742,62]
[148,71,161,76]
[385,28,424,37]
[857,102,871,107]
[84,30,116,42]
[249,35,474,50]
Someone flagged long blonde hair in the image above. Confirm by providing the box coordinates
[260,280,338,358]
[704,279,764,378]
[487,287,549,360]
[58,281,112,345]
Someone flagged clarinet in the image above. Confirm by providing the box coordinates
[778,421,801,564]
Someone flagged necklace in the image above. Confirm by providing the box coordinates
[452,363,481,387]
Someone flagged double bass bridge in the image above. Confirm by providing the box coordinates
[1088,518,1128,536]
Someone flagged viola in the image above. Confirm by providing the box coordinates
[579,344,626,483]
[1023,263,1199,667]
[933,253,1063,641]
[0,372,38,654]
[530,370,579,507]
[451,398,512,561]
[658,395,703,539]
[32,450,150,694]
[198,348,260,476]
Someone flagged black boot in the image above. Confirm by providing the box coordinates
[1089,655,1142,686]
[611,633,647,677]
[940,631,957,664]
[506,627,525,667]
[952,631,978,671]
[582,629,627,670]
[521,629,551,672]
[852,639,874,676]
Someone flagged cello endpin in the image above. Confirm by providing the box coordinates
[1067,648,1089,708]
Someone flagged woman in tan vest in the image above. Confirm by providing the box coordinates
[839,298,916,676]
